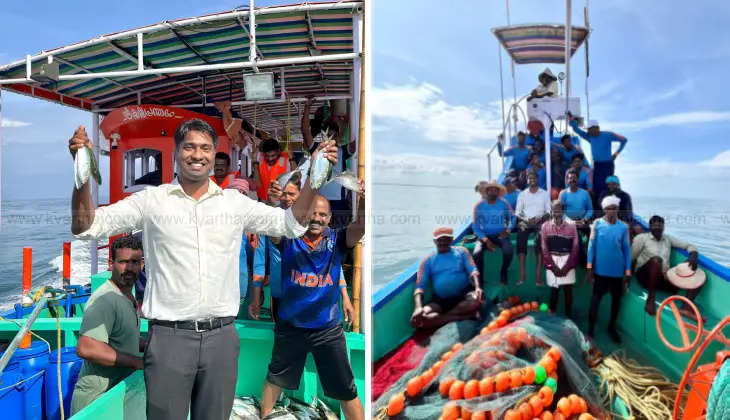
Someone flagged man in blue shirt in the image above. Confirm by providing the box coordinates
[504,132,531,174]
[586,195,632,343]
[502,177,520,214]
[472,181,515,285]
[261,191,364,420]
[559,171,593,264]
[557,134,582,172]
[565,153,593,193]
[411,227,483,330]
[526,153,547,190]
[569,116,627,202]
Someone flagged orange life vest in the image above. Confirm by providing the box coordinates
[211,173,232,189]
[256,152,290,201]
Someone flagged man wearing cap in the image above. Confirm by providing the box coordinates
[586,195,632,343]
[528,68,559,101]
[569,115,627,201]
[69,119,339,420]
[515,171,551,286]
[631,215,701,317]
[411,227,483,330]
[504,132,532,174]
[473,181,515,285]
[595,176,633,225]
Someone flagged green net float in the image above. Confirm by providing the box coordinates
[534,365,547,384]
[545,377,558,393]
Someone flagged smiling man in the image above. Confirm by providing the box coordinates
[69,119,338,420]
[261,190,365,420]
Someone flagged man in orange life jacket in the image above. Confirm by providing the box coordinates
[254,138,294,202]
[211,152,233,189]
[261,188,365,420]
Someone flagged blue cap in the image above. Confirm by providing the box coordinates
[606,175,620,185]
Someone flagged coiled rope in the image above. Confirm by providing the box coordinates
[593,351,680,420]
[707,358,730,420]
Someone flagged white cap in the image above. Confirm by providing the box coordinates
[588,120,599,128]
[601,195,621,209]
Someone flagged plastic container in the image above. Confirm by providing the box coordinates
[45,347,83,420]
[0,363,23,418]
[3,340,50,420]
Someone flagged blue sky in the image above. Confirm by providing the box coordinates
[372,0,730,198]
[0,0,295,200]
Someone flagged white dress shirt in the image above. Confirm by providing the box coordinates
[76,179,307,320]
[515,188,551,220]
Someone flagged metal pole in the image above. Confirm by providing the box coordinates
[90,112,100,275]
[136,33,144,71]
[352,5,365,334]
[542,114,552,194]
[0,53,360,84]
[0,297,49,376]
[565,0,572,116]
[249,0,259,73]
[584,1,591,123]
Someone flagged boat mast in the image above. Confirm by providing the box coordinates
[352,3,365,334]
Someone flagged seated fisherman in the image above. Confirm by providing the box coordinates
[550,146,565,194]
[71,236,145,414]
[631,215,701,317]
[515,171,551,286]
[261,191,364,420]
[528,68,559,101]
[558,134,582,173]
[502,177,520,212]
[587,196,631,343]
[595,176,633,225]
[472,181,515,285]
[569,115,627,201]
[541,200,580,318]
[526,153,547,190]
[565,154,593,193]
[411,227,483,330]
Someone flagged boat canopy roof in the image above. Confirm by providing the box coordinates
[492,24,588,64]
[0,1,362,143]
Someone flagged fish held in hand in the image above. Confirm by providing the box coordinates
[74,146,102,189]
[278,157,311,188]
[325,171,360,193]
[309,130,335,189]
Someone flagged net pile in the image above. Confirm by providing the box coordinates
[374,297,608,419]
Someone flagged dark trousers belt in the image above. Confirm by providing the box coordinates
[149,316,235,332]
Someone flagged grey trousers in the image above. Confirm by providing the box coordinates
[144,323,240,420]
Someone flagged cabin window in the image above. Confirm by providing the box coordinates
[123,148,163,192]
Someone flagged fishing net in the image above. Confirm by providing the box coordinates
[230,394,339,420]
[374,297,607,420]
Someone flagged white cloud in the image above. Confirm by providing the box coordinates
[371,82,503,143]
[1,118,31,128]
[701,150,730,167]
[607,110,730,132]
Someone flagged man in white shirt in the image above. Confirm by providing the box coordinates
[528,68,559,101]
[515,171,552,286]
[68,119,338,420]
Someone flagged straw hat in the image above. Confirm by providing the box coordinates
[484,180,506,194]
[666,262,707,290]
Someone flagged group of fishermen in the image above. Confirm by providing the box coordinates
[412,114,705,345]
[67,115,365,420]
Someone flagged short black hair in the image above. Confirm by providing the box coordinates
[215,152,231,166]
[649,215,665,225]
[517,131,526,137]
[261,138,281,153]
[111,235,143,261]
[174,119,218,150]
[566,168,578,177]
[561,134,571,142]
[286,171,302,190]
[572,152,585,162]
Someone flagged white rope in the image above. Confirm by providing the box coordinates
[0,370,44,392]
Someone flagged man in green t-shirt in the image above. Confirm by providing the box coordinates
[70,236,145,414]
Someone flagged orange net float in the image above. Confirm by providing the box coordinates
[441,401,460,420]
[387,392,405,416]
[448,380,465,400]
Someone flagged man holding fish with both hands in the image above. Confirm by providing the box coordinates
[68,118,363,420]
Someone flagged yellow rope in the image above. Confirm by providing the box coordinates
[593,351,681,420]
[55,300,65,420]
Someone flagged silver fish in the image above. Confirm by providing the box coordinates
[230,397,260,420]
[325,171,360,193]
[309,130,334,189]
[74,146,102,189]
[263,408,297,420]
[312,398,339,420]
[277,157,311,188]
